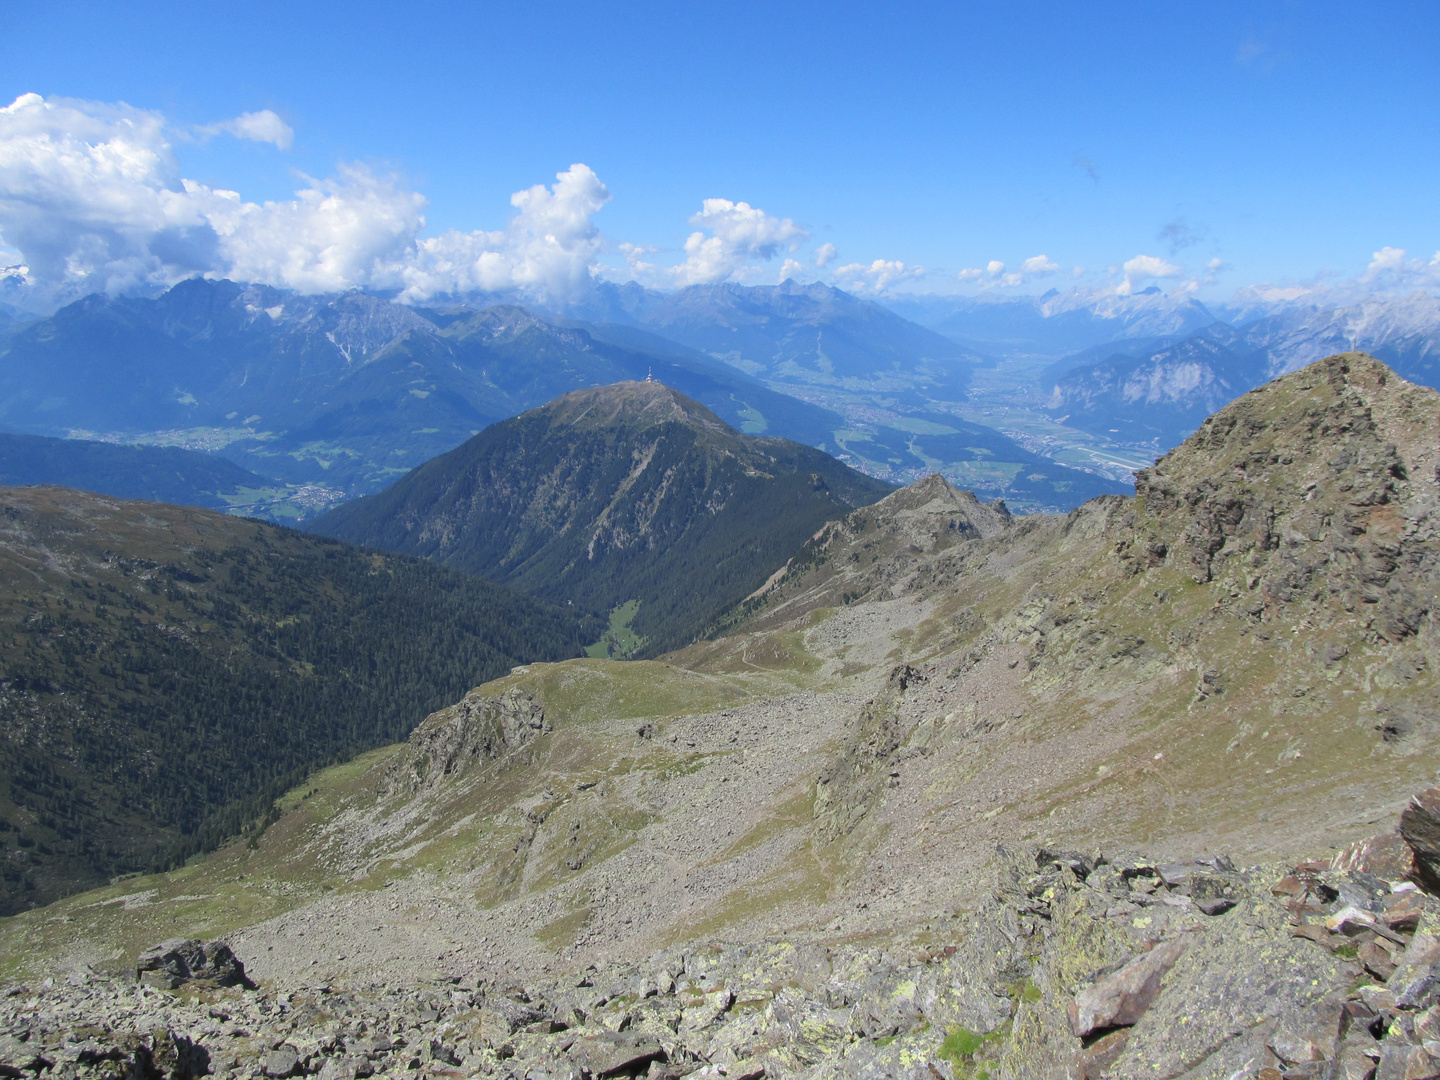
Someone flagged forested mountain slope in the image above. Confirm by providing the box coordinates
[0,486,587,913]
[0,431,294,515]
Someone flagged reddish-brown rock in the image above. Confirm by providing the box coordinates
[1068,939,1188,1038]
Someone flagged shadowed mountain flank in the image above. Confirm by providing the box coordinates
[0,431,292,515]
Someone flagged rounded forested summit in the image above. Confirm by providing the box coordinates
[310,381,896,655]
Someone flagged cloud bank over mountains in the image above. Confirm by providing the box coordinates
[1,91,1435,315]
[0,93,823,309]
[0,93,622,307]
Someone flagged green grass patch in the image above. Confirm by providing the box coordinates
[734,404,767,434]
[941,1027,985,1059]
[535,905,593,950]
[489,658,752,726]
[938,1022,1008,1079]
[586,599,648,660]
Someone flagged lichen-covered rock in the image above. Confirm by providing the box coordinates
[1068,938,1187,1037]
[1106,893,1351,1079]
[263,1045,301,1078]
[564,1031,665,1076]
[135,938,252,990]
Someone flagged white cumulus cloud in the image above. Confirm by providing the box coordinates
[201,109,294,150]
[206,165,426,294]
[1019,254,1060,276]
[0,93,614,307]
[0,92,242,298]
[1362,245,1424,283]
[1117,253,1184,294]
[673,198,808,285]
[1354,245,1440,292]
[1366,246,1406,278]
[957,267,983,282]
[833,259,925,294]
[986,260,1005,277]
[617,241,658,278]
[400,164,610,303]
[778,257,808,282]
[814,242,837,268]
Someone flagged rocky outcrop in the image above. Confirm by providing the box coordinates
[1068,938,1187,1038]
[13,820,1437,1080]
[1130,352,1440,645]
[722,473,1013,632]
[382,687,550,798]
[1401,789,1440,893]
[813,664,924,842]
[135,938,252,991]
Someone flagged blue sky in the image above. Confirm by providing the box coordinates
[3,0,1438,303]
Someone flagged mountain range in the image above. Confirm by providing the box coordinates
[0,280,847,496]
[577,279,979,399]
[10,276,1440,532]
[888,286,1222,359]
[1039,292,1440,445]
[0,278,1123,513]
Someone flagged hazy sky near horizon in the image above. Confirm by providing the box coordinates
[4,0,1439,303]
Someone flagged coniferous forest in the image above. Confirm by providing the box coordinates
[0,487,592,914]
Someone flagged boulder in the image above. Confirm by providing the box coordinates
[264,1046,301,1078]
[1333,1039,1382,1080]
[1332,831,1417,882]
[566,1032,665,1077]
[316,1058,374,1080]
[0,1033,50,1076]
[1068,939,1187,1037]
[1266,995,1347,1069]
[1187,870,1241,916]
[1376,1037,1440,1079]
[476,999,547,1046]
[1360,939,1400,981]
[1400,788,1440,892]
[135,938,253,990]
[1389,913,1440,1010]
[151,1028,210,1080]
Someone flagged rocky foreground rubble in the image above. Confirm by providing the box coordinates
[15,789,1440,1080]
